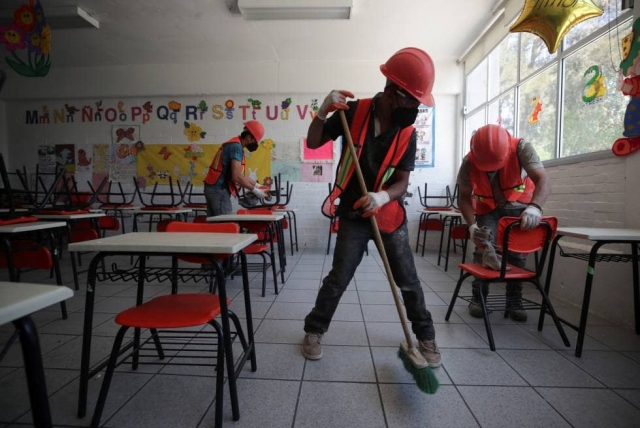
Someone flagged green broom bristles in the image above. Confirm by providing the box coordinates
[397,348,439,394]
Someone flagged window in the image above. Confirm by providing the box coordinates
[518,65,558,161]
[464,9,632,161]
[466,59,488,112]
[561,20,632,157]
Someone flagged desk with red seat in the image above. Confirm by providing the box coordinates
[131,207,192,232]
[68,231,258,423]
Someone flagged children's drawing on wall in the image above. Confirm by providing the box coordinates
[75,145,93,173]
[414,106,435,168]
[92,144,110,174]
[55,144,75,173]
[272,161,301,182]
[301,163,333,182]
[37,145,56,173]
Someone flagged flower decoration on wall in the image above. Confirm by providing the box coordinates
[183,121,206,142]
[0,0,51,77]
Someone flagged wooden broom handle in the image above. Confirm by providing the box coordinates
[338,110,415,349]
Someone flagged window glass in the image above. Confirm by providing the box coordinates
[488,90,515,135]
[463,109,485,157]
[466,59,488,112]
[561,20,631,157]
[563,0,626,50]
[520,32,556,80]
[488,33,519,100]
[518,65,558,161]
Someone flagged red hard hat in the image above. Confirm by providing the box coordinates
[470,125,512,171]
[243,120,265,142]
[380,47,436,106]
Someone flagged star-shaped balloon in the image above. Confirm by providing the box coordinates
[510,0,603,54]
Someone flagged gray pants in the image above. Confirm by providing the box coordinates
[204,185,232,217]
[472,204,527,299]
[304,217,435,340]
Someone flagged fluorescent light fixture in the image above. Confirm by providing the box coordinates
[0,6,99,29]
[238,0,353,20]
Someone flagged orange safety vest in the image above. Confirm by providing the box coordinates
[203,137,245,195]
[321,98,414,233]
[468,137,535,215]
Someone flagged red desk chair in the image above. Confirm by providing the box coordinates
[236,209,280,296]
[165,221,241,293]
[445,217,571,351]
[415,183,451,257]
[90,293,245,428]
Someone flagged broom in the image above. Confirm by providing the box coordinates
[338,110,438,394]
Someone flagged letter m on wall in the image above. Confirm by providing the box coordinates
[26,110,39,125]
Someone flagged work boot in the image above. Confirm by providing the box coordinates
[468,301,484,318]
[506,297,528,322]
[302,333,323,360]
[418,339,442,368]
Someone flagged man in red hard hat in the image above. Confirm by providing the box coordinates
[203,120,267,216]
[301,47,441,368]
[457,124,552,321]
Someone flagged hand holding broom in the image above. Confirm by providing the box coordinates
[338,110,438,394]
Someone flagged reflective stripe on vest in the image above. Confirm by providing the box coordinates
[203,137,244,195]
[321,98,414,233]
[468,137,535,215]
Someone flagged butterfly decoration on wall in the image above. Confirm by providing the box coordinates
[115,127,135,142]
[158,146,172,161]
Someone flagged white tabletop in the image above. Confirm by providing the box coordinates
[0,221,67,234]
[0,282,73,325]
[35,213,106,220]
[274,208,298,213]
[134,208,193,215]
[557,227,640,241]
[101,206,137,210]
[68,231,257,254]
[417,209,462,217]
[207,213,285,222]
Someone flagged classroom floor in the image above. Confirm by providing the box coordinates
[2,245,640,428]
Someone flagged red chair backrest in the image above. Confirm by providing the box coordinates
[165,221,240,234]
[420,218,444,231]
[496,216,557,254]
[98,216,120,230]
[450,224,469,240]
[193,215,208,223]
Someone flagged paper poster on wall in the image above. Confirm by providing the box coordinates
[55,144,75,173]
[75,145,93,173]
[93,144,110,175]
[301,163,333,182]
[414,106,435,168]
[272,161,301,182]
[272,141,300,162]
[37,145,56,173]
[302,138,334,163]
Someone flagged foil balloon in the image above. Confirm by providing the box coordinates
[510,0,603,54]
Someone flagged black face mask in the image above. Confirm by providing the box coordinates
[246,142,259,152]
[391,107,419,128]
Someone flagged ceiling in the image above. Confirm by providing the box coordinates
[2,0,498,68]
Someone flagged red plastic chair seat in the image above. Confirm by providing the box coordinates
[140,206,179,211]
[38,209,89,215]
[425,207,451,211]
[101,203,135,209]
[183,203,207,208]
[420,218,444,231]
[115,294,231,329]
[0,216,38,226]
[71,229,99,243]
[98,216,120,231]
[0,240,52,269]
[244,243,269,254]
[459,263,536,280]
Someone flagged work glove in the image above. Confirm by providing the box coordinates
[520,204,542,230]
[317,90,355,121]
[250,183,268,199]
[468,223,482,247]
[352,191,390,218]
